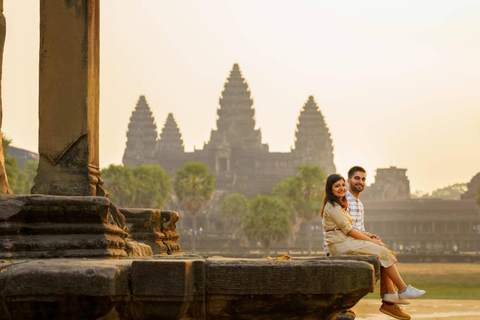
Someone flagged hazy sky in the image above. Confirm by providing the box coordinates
[2,1,480,192]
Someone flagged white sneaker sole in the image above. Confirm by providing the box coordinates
[383,297,411,305]
[399,291,426,300]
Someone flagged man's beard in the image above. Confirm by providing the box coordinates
[350,183,364,193]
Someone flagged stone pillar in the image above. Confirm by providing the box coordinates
[32,0,105,196]
[0,0,11,194]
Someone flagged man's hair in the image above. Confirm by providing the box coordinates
[348,166,366,179]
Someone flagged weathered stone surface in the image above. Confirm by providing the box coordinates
[0,0,11,195]
[0,259,131,320]
[297,255,381,280]
[125,240,153,257]
[161,210,183,255]
[205,257,377,319]
[121,208,168,255]
[32,0,104,196]
[118,259,206,320]
[0,195,128,258]
[121,208,183,255]
[0,256,379,320]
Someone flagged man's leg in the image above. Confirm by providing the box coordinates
[380,267,411,320]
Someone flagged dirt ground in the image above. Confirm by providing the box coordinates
[355,299,480,320]
[353,263,480,320]
[355,263,480,319]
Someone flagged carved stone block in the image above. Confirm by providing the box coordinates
[205,257,376,319]
[0,195,128,258]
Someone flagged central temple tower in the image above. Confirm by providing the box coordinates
[208,63,263,150]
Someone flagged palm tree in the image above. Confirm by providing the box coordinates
[273,165,325,256]
[173,162,215,253]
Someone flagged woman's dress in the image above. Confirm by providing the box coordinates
[323,202,397,268]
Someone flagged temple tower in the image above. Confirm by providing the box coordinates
[156,113,187,176]
[122,95,158,166]
[362,166,411,200]
[208,63,263,150]
[158,113,184,154]
[293,96,336,174]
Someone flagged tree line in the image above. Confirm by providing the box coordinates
[221,165,325,257]
[5,134,479,256]
[4,131,326,256]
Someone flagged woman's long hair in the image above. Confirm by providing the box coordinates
[320,174,348,217]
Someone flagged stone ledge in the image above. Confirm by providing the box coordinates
[0,256,380,320]
[205,257,376,319]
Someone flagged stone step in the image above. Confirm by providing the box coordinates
[0,256,379,320]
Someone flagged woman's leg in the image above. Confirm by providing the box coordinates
[383,264,407,291]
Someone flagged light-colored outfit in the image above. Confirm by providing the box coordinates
[323,190,364,254]
[323,201,397,268]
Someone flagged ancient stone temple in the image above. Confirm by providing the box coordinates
[293,95,336,174]
[362,166,411,200]
[123,63,336,197]
[360,167,480,253]
[0,2,379,320]
[156,113,187,177]
[122,95,158,166]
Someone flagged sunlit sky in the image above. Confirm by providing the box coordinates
[2,1,480,192]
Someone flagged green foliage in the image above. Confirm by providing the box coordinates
[242,195,291,256]
[132,165,171,208]
[220,193,248,234]
[273,165,326,221]
[102,164,170,208]
[272,177,303,223]
[12,160,38,194]
[413,183,468,200]
[173,161,215,253]
[272,165,325,255]
[2,133,19,192]
[102,164,135,207]
[431,183,468,200]
[4,154,19,190]
[173,161,215,215]
[477,188,480,205]
[1,132,11,153]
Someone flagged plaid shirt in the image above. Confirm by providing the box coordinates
[346,190,365,232]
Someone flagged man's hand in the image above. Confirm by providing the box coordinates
[365,232,381,241]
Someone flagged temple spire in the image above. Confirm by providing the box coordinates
[122,95,158,166]
[293,95,336,174]
[207,63,263,149]
[158,113,184,154]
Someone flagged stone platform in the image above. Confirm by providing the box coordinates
[0,195,183,259]
[0,255,379,320]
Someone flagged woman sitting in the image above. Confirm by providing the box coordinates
[321,173,425,306]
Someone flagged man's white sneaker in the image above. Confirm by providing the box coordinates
[383,292,411,305]
[398,285,426,300]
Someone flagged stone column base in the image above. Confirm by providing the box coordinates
[0,195,128,258]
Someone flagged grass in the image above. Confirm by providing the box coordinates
[364,263,480,300]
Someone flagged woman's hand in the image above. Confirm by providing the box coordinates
[372,239,387,247]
